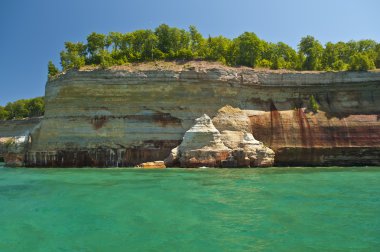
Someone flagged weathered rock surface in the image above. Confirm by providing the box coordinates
[3,136,29,167]
[212,106,275,167]
[250,109,380,166]
[0,118,42,166]
[165,114,274,167]
[4,62,379,167]
[165,114,231,167]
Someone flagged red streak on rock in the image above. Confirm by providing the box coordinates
[250,109,380,166]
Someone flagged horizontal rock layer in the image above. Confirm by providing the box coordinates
[18,64,380,167]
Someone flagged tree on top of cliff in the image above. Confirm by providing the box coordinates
[231,32,264,67]
[264,42,299,70]
[48,61,59,79]
[60,42,86,71]
[48,24,379,76]
[298,36,324,70]
[349,53,376,71]
[0,97,45,120]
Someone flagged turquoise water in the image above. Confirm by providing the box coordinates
[0,164,379,252]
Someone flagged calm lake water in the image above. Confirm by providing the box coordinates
[0,163,379,252]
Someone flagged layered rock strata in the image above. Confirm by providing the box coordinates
[4,62,379,167]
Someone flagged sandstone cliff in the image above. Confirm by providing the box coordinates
[9,62,380,167]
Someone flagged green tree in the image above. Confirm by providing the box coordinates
[48,61,60,79]
[0,106,9,120]
[270,42,297,69]
[155,24,172,54]
[1,97,45,120]
[189,25,205,58]
[60,42,86,71]
[107,32,128,64]
[27,97,45,117]
[232,32,264,67]
[125,29,160,61]
[321,42,338,70]
[51,25,379,71]
[107,32,124,52]
[205,36,231,63]
[375,43,380,68]
[154,24,192,59]
[257,41,272,68]
[357,39,377,58]
[349,53,375,71]
[308,95,319,113]
[5,100,28,119]
[321,42,349,71]
[87,32,108,64]
[298,36,323,70]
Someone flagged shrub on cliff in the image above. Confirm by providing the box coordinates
[349,53,376,71]
[48,61,60,79]
[308,95,319,113]
[60,42,86,71]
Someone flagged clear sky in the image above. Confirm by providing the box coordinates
[1,0,379,105]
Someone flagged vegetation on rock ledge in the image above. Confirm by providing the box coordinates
[48,24,380,78]
[308,95,320,113]
[0,97,44,120]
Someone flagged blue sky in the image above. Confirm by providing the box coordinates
[1,0,379,105]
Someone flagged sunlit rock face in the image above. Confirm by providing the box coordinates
[164,114,274,167]
[212,106,275,167]
[13,62,380,167]
[164,114,231,167]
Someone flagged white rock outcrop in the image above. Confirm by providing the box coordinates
[165,114,231,167]
[165,113,275,167]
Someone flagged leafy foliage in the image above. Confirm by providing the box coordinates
[298,36,323,70]
[48,61,60,79]
[232,32,264,67]
[60,42,86,71]
[0,97,44,120]
[349,53,376,71]
[308,95,319,113]
[47,24,379,77]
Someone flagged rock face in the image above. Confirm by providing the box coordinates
[0,118,42,166]
[5,62,380,167]
[250,109,380,166]
[212,106,275,167]
[164,114,275,167]
[3,135,29,167]
[165,114,231,167]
